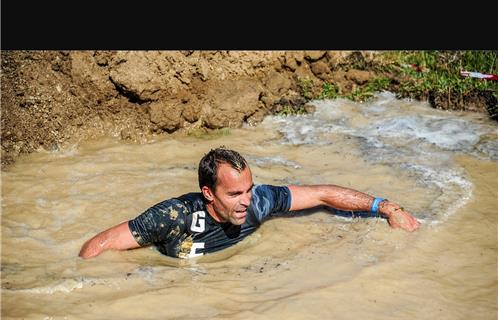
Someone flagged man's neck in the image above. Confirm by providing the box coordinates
[205,203,225,223]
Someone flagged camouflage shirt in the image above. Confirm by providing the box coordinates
[128,184,292,258]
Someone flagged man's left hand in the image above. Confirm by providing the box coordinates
[380,201,420,232]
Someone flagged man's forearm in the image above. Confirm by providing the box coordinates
[288,184,379,213]
[288,184,420,231]
[321,184,379,212]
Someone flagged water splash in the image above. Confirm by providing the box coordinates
[262,92,493,223]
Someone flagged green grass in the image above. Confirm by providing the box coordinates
[386,51,498,100]
[318,82,340,100]
[297,76,314,100]
[346,76,391,102]
[275,105,308,116]
[278,51,497,116]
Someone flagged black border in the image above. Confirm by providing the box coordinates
[2,1,497,50]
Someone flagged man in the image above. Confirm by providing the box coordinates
[79,147,420,259]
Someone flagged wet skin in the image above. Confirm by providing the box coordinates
[202,163,254,225]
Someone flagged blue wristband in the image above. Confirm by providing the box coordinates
[371,197,385,214]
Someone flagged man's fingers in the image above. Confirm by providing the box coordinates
[389,211,420,232]
[404,216,420,232]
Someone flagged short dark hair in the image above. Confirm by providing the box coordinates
[198,146,248,191]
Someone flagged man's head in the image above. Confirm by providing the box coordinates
[198,147,253,225]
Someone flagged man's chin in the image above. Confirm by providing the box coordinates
[231,215,247,225]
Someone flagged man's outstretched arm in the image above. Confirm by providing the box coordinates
[287,184,420,232]
[79,221,141,259]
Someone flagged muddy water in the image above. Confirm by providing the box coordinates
[2,93,497,319]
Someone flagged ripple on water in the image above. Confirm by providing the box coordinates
[261,92,496,224]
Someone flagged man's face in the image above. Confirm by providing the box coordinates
[204,163,253,225]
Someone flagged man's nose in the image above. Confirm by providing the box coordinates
[241,192,252,207]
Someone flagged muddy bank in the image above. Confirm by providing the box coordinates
[1,50,496,167]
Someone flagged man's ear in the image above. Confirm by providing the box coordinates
[202,186,214,202]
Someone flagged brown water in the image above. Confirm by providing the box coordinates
[2,94,497,319]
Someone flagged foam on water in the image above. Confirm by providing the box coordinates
[262,92,494,223]
[5,265,174,294]
[399,163,473,223]
[475,138,498,160]
[366,115,482,151]
[5,277,107,294]
[246,155,302,169]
